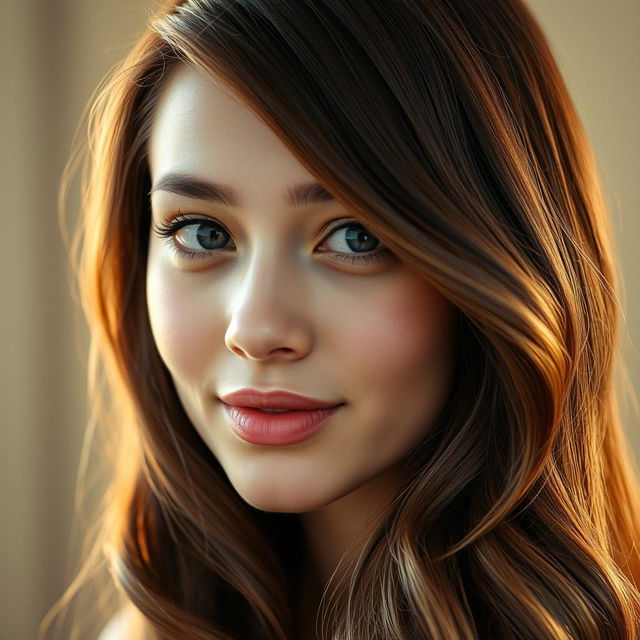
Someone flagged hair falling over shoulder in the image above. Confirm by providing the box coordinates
[42,0,640,638]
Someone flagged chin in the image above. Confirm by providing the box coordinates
[231,477,334,514]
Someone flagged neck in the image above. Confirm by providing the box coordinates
[299,461,406,598]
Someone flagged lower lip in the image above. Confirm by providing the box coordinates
[222,404,342,445]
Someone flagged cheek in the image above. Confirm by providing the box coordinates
[332,272,455,385]
[328,271,456,461]
[146,256,221,380]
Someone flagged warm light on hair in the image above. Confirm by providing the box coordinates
[42,0,640,637]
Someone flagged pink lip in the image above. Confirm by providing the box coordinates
[219,388,341,411]
[222,404,341,445]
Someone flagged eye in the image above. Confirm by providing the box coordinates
[317,220,390,265]
[173,220,230,251]
[320,221,382,253]
[152,214,390,265]
[152,214,234,260]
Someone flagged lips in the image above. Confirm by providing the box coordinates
[222,404,341,445]
[219,388,342,411]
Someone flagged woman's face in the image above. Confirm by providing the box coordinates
[146,64,457,512]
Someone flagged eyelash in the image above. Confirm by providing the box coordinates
[151,213,390,265]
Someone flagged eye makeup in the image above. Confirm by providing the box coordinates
[151,213,392,266]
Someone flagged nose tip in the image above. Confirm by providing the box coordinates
[225,337,301,362]
[224,305,313,362]
[223,255,314,362]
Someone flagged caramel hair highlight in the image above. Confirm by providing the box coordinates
[43,1,640,638]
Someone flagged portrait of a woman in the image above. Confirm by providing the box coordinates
[47,0,640,638]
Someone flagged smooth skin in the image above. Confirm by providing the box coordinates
[145,64,457,620]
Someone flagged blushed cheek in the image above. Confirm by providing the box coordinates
[341,274,456,384]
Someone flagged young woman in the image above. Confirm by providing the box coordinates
[47,0,640,638]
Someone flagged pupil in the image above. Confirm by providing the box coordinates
[196,224,226,250]
[345,225,379,252]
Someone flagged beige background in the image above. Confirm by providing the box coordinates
[1,1,637,638]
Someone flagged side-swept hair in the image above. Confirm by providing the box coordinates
[44,0,640,637]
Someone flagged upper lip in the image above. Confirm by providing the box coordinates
[219,388,342,410]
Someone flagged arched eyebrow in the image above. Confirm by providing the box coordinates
[149,173,335,208]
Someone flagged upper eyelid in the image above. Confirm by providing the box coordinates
[153,213,379,245]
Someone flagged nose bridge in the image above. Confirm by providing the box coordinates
[224,241,312,360]
[235,240,294,311]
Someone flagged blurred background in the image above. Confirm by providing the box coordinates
[0,0,638,638]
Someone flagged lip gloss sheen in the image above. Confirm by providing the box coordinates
[222,404,341,445]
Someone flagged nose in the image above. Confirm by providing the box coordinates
[224,251,313,362]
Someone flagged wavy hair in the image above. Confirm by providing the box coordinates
[43,0,640,637]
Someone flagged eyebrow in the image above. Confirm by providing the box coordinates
[149,173,336,208]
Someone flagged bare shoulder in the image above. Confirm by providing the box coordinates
[98,605,145,640]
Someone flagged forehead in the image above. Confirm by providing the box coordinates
[147,64,317,199]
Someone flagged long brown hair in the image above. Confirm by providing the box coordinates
[43,0,640,637]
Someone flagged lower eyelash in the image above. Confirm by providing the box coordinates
[329,249,390,265]
[165,241,218,261]
[165,242,389,264]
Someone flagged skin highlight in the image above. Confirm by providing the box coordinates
[42,0,640,638]
[146,64,457,590]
